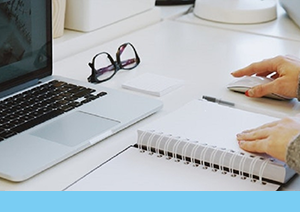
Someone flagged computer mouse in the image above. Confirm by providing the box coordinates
[227,76,292,100]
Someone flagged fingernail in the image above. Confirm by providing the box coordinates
[238,140,245,145]
[245,89,253,97]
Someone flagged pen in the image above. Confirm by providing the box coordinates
[202,95,235,107]
[202,95,286,118]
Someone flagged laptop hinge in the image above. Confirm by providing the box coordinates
[0,79,39,99]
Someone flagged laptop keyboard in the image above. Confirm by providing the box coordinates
[0,80,107,141]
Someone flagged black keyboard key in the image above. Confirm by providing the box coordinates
[19,115,35,122]
[73,89,94,98]
[60,105,75,112]
[98,92,107,97]
[0,130,17,139]
[1,122,15,130]
[9,119,24,127]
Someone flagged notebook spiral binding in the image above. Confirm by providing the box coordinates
[137,130,274,185]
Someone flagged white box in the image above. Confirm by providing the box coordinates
[65,0,156,32]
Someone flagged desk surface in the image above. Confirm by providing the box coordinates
[1,18,300,190]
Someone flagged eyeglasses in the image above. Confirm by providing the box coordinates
[87,42,141,83]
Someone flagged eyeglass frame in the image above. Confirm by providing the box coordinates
[87,42,141,83]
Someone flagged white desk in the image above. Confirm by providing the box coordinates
[1,17,300,190]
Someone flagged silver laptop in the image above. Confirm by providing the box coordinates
[0,0,162,182]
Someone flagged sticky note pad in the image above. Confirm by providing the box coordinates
[122,73,184,97]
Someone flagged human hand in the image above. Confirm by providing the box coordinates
[231,55,300,99]
[236,115,300,162]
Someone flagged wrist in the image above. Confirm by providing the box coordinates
[297,73,300,101]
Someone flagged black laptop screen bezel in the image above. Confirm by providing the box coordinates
[0,0,53,95]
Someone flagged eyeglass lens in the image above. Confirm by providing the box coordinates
[94,53,115,81]
[118,43,138,69]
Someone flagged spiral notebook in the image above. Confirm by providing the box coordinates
[66,100,295,191]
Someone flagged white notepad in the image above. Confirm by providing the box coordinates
[122,73,184,96]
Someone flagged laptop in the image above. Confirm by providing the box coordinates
[0,0,162,182]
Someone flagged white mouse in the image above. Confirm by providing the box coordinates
[227,76,292,100]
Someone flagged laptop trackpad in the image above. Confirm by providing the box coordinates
[31,111,119,147]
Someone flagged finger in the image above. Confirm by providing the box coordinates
[231,55,290,77]
[237,128,271,141]
[240,121,278,134]
[231,58,279,77]
[246,80,277,98]
[239,139,268,154]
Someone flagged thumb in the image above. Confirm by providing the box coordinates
[245,82,275,98]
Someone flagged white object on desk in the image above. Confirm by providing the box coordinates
[177,3,300,42]
[194,0,277,24]
[135,99,294,184]
[122,73,184,96]
[65,0,156,32]
[279,0,300,29]
[227,76,292,101]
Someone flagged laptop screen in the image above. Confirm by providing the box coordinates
[0,0,52,95]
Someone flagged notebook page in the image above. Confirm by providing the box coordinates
[138,99,277,151]
[65,146,279,191]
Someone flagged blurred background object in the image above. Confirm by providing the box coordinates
[155,0,195,5]
[52,0,66,38]
[279,0,300,29]
[65,0,156,32]
[193,0,277,24]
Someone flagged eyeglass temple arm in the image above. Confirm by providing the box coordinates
[92,57,138,77]
[121,58,137,67]
[97,58,136,73]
